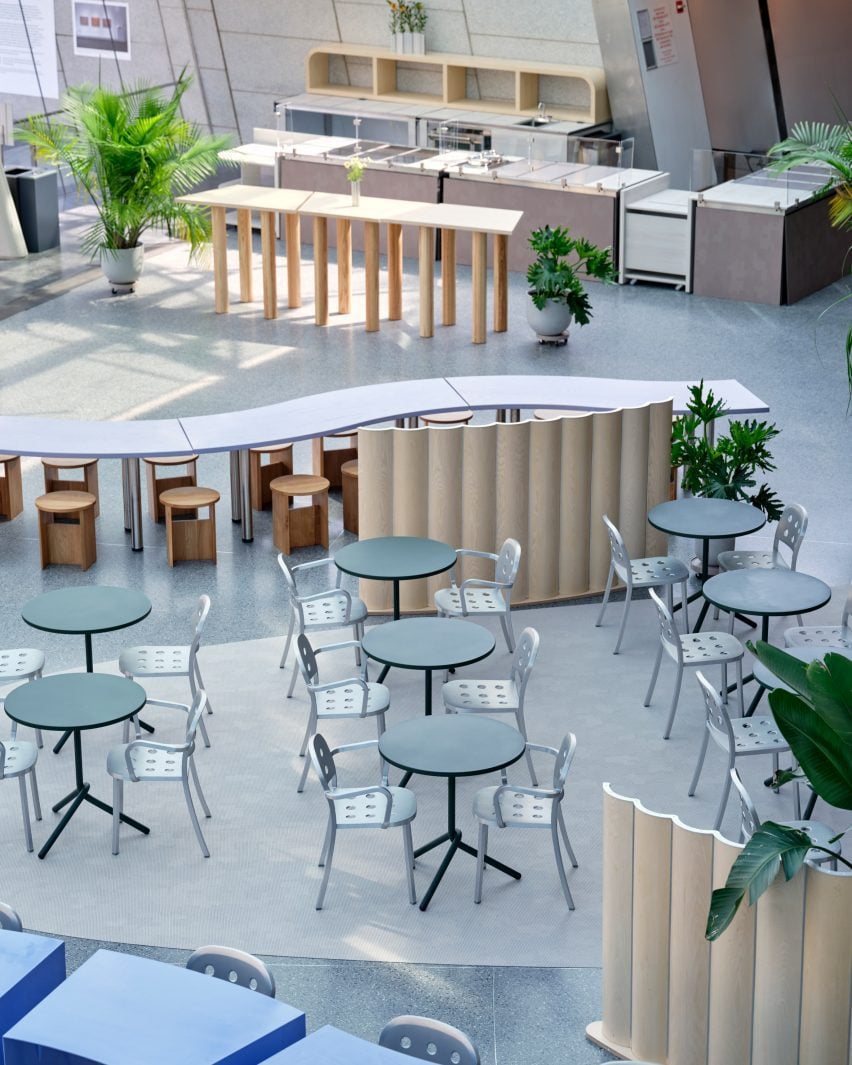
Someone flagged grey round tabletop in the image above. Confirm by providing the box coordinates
[379,715,525,778]
[335,536,457,582]
[754,645,848,691]
[4,673,147,731]
[22,586,152,636]
[648,498,765,540]
[361,618,495,670]
[702,570,831,617]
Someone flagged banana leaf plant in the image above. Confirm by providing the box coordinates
[706,644,852,940]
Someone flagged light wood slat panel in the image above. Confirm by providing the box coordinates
[618,403,650,561]
[527,418,561,600]
[631,806,672,1063]
[495,421,530,602]
[426,427,464,601]
[668,821,714,1065]
[708,837,755,1065]
[357,429,394,611]
[460,422,497,586]
[799,864,852,1065]
[589,410,623,591]
[559,413,593,596]
[646,399,674,555]
[601,786,634,1049]
[393,427,430,610]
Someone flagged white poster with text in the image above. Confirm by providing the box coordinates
[0,0,59,99]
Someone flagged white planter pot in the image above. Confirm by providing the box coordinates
[393,33,404,54]
[411,32,426,54]
[100,244,144,288]
[525,296,572,339]
[350,181,361,207]
[402,30,413,53]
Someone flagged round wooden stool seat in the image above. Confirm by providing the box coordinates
[250,443,292,455]
[35,491,97,571]
[533,408,588,420]
[420,410,474,426]
[35,491,96,514]
[0,453,19,463]
[40,457,98,469]
[270,475,329,498]
[328,430,357,440]
[160,486,220,510]
[341,460,359,535]
[271,475,330,555]
[143,454,199,467]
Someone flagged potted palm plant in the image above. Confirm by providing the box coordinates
[525,224,616,342]
[19,72,232,291]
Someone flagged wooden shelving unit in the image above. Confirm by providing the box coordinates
[306,44,610,125]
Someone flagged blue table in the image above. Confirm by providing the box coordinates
[3,949,305,1065]
[260,1026,410,1063]
[0,930,65,1065]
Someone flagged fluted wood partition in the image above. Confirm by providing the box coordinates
[356,401,673,612]
[587,785,852,1065]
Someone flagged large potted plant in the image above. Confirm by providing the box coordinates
[19,72,232,291]
[525,224,616,343]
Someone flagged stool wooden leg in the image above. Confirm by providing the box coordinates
[38,510,49,569]
[337,219,351,315]
[165,505,175,567]
[85,463,100,518]
[145,463,159,522]
[387,223,403,321]
[493,233,508,333]
[442,228,456,326]
[212,206,229,314]
[314,217,328,326]
[419,226,434,339]
[237,208,253,303]
[285,213,301,308]
[471,231,487,344]
[312,438,325,478]
[208,503,218,565]
[260,210,278,319]
[316,490,329,549]
[79,505,96,571]
[249,452,264,511]
[0,457,23,520]
[364,221,380,333]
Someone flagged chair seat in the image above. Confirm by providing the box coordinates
[443,678,520,712]
[303,596,368,629]
[434,586,506,615]
[474,785,555,827]
[784,625,851,650]
[675,631,744,664]
[0,740,38,775]
[0,648,45,681]
[316,682,389,718]
[718,550,787,571]
[107,744,184,781]
[711,716,788,754]
[628,556,690,587]
[120,646,190,677]
[332,786,416,827]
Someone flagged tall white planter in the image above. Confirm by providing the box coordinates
[402,30,413,53]
[412,32,426,54]
[393,33,404,54]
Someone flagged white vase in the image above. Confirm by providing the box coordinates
[100,244,144,288]
[350,182,361,207]
[393,32,404,54]
[412,32,426,54]
[525,295,572,339]
[402,30,413,53]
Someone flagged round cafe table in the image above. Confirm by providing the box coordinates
[335,536,457,621]
[379,715,525,910]
[4,673,148,859]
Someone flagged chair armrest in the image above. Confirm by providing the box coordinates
[331,739,379,755]
[491,782,560,826]
[314,640,362,655]
[525,742,559,758]
[328,784,393,827]
[143,697,190,713]
[456,548,499,562]
[121,739,188,781]
[311,676,370,714]
[458,578,505,591]
[291,557,335,573]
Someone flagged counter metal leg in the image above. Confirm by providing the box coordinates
[239,448,253,543]
[230,452,242,523]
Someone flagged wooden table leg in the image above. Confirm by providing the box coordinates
[471,231,487,344]
[337,219,351,315]
[313,216,328,326]
[260,211,278,319]
[236,208,253,303]
[493,233,507,333]
[441,227,456,326]
[285,213,301,308]
[211,206,228,314]
[387,222,403,321]
[364,221,380,333]
[419,226,434,339]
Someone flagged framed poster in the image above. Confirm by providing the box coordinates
[0,0,59,98]
[72,1,131,60]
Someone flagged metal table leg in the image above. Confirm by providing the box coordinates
[239,448,253,543]
[229,452,242,523]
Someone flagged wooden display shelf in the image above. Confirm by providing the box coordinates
[306,44,610,125]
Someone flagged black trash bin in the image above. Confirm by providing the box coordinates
[4,166,60,252]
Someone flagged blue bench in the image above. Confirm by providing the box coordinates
[0,930,65,1065]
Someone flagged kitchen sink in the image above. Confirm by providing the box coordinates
[517,118,556,127]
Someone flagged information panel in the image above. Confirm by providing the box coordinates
[0,0,59,99]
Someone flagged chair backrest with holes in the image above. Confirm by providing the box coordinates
[309,733,337,792]
[495,539,521,590]
[696,671,734,751]
[729,768,761,843]
[510,627,540,697]
[602,515,630,583]
[0,740,7,780]
[379,1015,480,1065]
[0,901,22,931]
[296,634,319,686]
[189,595,212,665]
[552,732,578,791]
[648,589,681,663]
[186,945,276,997]
[773,503,807,568]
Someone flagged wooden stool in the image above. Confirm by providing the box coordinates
[41,457,100,517]
[143,455,199,522]
[250,444,293,511]
[0,454,23,520]
[312,432,357,489]
[533,409,587,420]
[271,474,329,555]
[161,487,220,567]
[341,460,359,535]
[35,491,97,571]
[419,410,474,427]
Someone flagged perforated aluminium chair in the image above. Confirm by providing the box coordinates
[0,648,45,747]
[309,733,417,910]
[472,733,578,909]
[645,589,745,739]
[186,946,276,996]
[107,691,211,857]
[119,595,213,747]
[729,768,841,869]
[442,626,540,785]
[0,902,22,931]
[294,634,389,793]
[689,672,790,830]
[434,538,521,652]
[784,583,852,650]
[718,502,808,573]
[0,731,41,853]
[278,553,368,697]
[379,1016,480,1065]
[595,515,689,654]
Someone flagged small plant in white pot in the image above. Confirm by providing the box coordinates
[525,224,616,343]
[344,158,365,206]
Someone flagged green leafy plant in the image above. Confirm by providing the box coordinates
[409,1,428,32]
[706,644,852,940]
[670,380,783,521]
[386,0,403,33]
[526,224,616,324]
[344,158,365,184]
[18,71,232,260]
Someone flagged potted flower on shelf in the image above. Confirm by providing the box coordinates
[525,224,616,343]
[409,2,428,54]
[344,158,365,206]
[19,72,232,292]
